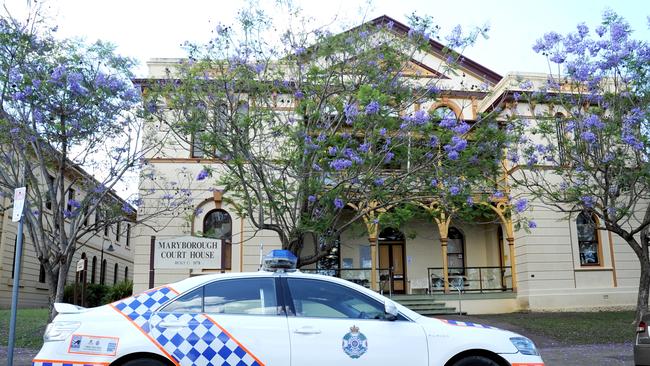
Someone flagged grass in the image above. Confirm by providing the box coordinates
[470,311,636,345]
[0,308,49,349]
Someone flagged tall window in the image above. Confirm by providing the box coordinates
[66,188,76,212]
[91,256,97,284]
[125,224,131,247]
[577,212,600,266]
[113,263,119,284]
[39,264,46,283]
[45,175,54,210]
[203,209,232,269]
[555,112,568,165]
[191,104,228,158]
[100,259,107,285]
[124,266,129,281]
[447,227,465,275]
[116,221,121,242]
[11,236,19,279]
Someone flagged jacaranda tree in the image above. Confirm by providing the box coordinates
[0,5,191,317]
[147,3,513,266]
[509,10,650,323]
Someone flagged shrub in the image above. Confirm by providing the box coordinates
[102,280,133,304]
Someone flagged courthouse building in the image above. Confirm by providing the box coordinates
[132,16,639,314]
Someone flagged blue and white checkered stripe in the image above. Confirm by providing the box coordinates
[112,286,264,366]
[149,313,263,366]
[32,362,106,366]
[441,319,496,329]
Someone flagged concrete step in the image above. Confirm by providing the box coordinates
[392,296,457,316]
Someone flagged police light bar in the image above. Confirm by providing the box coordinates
[263,250,298,271]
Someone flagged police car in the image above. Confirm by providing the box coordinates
[34,250,544,366]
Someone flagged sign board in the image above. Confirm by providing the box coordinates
[11,187,26,222]
[76,259,85,272]
[154,236,221,269]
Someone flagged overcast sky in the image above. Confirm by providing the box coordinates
[4,0,649,78]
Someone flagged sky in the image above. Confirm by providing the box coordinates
[4,0,649,78]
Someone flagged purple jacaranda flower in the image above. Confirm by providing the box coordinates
[68,199,81,209]
[449,185,460,196]
[197,170,209,181]
[308,195,317,203]
[580,131,597,143]
[447,150,459,160]
[513,198,528,213]
[374,177,385,186]
[384,152,395,163]
[453,122,471,135]
[466,196,474,206]
[358,143,370,153]
[162,193,175,200]
[493,191,505,199]
[344,103,358,124]
[365,100,380,115]
[583,114,604,129]
[581,195,596,208]
[379,128,387,136]
[528,221,537,229]
[294,90,304,99]
[330,159,353,171]
[312,163,322,171]
[328,146,338,156]
[334,198,345,209]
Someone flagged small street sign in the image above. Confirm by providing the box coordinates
[77,259,85,272]
[12,187,26,222]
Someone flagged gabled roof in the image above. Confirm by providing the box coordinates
[365,15,503,85]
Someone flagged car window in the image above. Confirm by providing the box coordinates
[204,278,279,316]
[161,287,203,313]
[287,278,388,320]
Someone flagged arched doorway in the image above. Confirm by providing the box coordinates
[203,209,233,270]
[447,227,465,276]
[378,227,406,294]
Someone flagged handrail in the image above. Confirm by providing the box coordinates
[427,266,513,293]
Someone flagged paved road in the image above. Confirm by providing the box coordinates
[539,343,633,365]
[0,343,634,366]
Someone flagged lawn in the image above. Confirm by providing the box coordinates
[467,310,635,346]
[0,308,49,349]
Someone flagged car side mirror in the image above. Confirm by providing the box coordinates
[384,300,398,321]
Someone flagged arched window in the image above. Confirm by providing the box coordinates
[124,266,129,281]
[81,253,87,283]
[203,209,233,270]
[113,263,119,284]
[100,259,107,285]
[91,256,97,284]
[432,106,457,121]
[577,212,600,266]
[447,227,465,275]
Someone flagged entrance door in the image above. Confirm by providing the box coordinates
[378,228,406,294]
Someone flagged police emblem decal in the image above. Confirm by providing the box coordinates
[342,325,368,359]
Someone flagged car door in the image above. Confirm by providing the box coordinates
[284,277,428,366]
[151,277,290,366]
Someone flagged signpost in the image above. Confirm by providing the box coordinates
[74,259,87,307]
[8,187,26,366]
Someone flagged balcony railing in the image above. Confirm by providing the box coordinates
[301,268,394,295]
[428,266,513,293]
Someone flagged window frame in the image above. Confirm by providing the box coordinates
[576,212,602,267]
[158,277,283,317]
[282,277,406,321]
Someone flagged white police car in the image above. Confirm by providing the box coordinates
[34,250,544,366]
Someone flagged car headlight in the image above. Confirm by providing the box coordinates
[43,321,81,342]
[510,336,539,356]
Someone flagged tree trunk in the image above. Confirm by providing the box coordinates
[48,257,72,321]
[636,259,650,325]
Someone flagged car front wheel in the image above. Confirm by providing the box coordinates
[451,355,501,366]
[120,358,169,366]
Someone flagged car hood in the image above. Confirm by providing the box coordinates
[418,317,522,354]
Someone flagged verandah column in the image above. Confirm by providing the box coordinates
[435,214,452,294]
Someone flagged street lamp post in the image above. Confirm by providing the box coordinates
[99,240,114,285]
